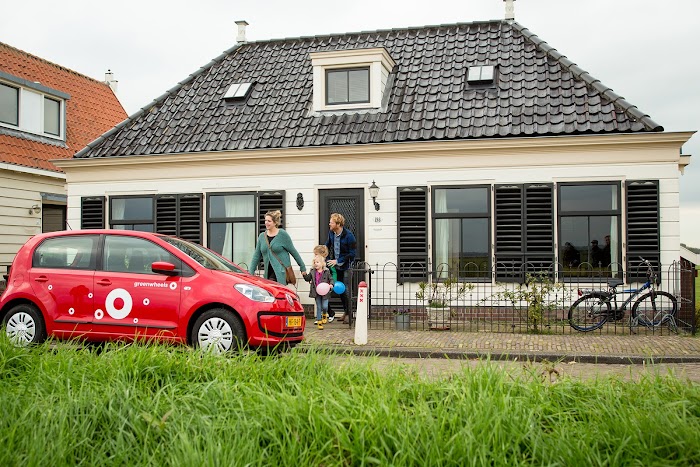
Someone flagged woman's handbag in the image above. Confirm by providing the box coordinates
[265,236,296,285]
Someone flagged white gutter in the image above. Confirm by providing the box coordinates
[0,162,66,179]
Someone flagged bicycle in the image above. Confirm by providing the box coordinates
[568,257,678,333]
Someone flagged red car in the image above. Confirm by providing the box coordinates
[0,230,305,353]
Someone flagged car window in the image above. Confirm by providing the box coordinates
[33,235,98,270]
[159,236,246,273]
[103,235,180,274]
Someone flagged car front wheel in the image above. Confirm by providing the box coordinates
[191,308,245,354]
[3,303,46,346]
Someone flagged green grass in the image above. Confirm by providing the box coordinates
[1,338,699,466]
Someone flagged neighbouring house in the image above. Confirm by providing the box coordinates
[0,42,127,277]
[54,17,693,306]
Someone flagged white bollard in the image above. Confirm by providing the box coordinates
[354,281,368,345]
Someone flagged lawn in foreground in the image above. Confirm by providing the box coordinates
[0,338,698,466]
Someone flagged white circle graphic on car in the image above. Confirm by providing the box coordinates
[94,309,104,320]
[143,298,150,306]
[105,288,133,319]
[169,282,177,290]
[68,307,75,315]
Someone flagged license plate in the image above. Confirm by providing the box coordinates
[286,316,302,327]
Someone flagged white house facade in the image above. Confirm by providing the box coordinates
[54,19,693,306]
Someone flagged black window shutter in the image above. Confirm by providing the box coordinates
[156,194,202,243]
[523,183,554,277]
[397,186,428,282]
[626,180,660,280]
[494,184,553,282]
[258,191,285,233]
[494,185,524,281]
[80,196,105,229]
[178,194,203,244]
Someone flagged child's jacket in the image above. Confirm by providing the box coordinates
[303,269,333,298]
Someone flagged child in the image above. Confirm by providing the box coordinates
[313,245,337,322]
[302,254,333,329]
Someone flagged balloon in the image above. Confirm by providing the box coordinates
[333,282,346,294]
[316,282,331,295]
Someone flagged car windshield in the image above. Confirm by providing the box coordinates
[159,236,246,273]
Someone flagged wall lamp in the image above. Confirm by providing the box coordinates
[29,204,41,215]
[369,181,380,211]
[296,192,304,210]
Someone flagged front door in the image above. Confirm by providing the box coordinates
[319,189,365,316]
[91,235,181,339]
[319,189,364,263]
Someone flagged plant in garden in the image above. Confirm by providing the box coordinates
[415,277,474,308]
[487,272,571,333]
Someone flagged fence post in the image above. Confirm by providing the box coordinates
[354,281,368,345]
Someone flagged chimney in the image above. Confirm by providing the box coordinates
[104,69,118,94]
[235,20,249,43]
[503,0,516,21]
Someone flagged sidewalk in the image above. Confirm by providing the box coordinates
[300,322,700,364]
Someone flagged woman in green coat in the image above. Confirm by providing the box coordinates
[248,210,306,284]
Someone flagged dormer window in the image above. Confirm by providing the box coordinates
[223,82,253,101]
[0,78,67,140]
[467,65,496,84]
[310,48,395,112]
[327,68,369,105]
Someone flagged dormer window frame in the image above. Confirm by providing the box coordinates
[325,67,370,106]
[310,48,395,112]
[0,72,68,141]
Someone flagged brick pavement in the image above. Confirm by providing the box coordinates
[301,321,700,364]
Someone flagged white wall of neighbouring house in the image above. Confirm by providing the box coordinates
[0,167,66,270]
[58,132,691,301]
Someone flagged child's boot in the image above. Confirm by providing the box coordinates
[322,313,328,324]
[317,321,324,330]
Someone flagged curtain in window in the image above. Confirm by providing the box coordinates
[434,190,449,279]
[221,195,255,263]
[112,199,125,223]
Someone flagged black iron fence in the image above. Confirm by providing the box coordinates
[340,260,696,335]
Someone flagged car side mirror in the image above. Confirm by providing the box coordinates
[151,261,179,276]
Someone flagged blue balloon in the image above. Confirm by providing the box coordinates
[333,282,346,294]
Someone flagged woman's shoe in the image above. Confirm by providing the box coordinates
[317,323,324,330]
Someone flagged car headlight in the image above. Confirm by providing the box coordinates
[234,284,275,303]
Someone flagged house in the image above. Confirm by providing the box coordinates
[54,18,693,305]
[0,42,127,276]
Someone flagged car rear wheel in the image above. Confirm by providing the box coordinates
[3,303,46,346]
[191,308,245,354]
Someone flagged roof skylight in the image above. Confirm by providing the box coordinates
[467,65,495,84]
[224,82,253,100]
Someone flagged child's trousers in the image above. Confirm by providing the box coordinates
[315,295,329,321]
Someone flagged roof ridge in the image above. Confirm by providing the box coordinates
[0,41,113,89]
[510,22,663,132]
[243,19,506,46]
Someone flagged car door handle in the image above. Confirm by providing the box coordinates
[34,276,49,283]
[96,279,112,286]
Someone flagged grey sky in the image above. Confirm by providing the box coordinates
[2,0,698,243]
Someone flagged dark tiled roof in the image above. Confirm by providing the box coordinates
[75,20,662,159]
[0,42,128,171]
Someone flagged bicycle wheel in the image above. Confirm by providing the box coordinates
[631,291,678,328]
[568,293,611,332]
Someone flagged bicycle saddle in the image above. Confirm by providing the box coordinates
[607,279,623,288]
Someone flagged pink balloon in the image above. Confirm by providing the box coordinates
[316,282,331,295]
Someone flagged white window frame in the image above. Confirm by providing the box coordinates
[310,48,395,112]
[0,78,67,141]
